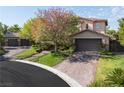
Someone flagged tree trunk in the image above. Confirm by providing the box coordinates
[54,42,58,52]
[0,42,2,49]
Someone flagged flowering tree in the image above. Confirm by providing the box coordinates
[31,18,46,43]
[37,8,79,52]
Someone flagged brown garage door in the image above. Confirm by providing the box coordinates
[8,39,19,46]
[75,38,102,51]
[20,39,30,46]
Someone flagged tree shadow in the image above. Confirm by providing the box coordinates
[69,52,100,63]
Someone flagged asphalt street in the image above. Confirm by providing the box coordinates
[0,61,69,87]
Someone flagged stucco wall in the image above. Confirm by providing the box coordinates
[93,21,106,34]
[79,20,93,31]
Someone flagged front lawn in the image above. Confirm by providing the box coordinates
[91,54,124,86]
[16,48,37,59]
[31,53,64,67]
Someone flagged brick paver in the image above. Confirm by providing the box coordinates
[54,53,98,87]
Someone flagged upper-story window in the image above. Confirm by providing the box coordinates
[95,23,104,30]
[86,24,88,29]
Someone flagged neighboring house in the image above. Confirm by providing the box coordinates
[73,17,110,51]
[4,32,30,47]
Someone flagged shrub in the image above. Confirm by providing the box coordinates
[58,47,74,57]
[32,44,42,53]
[105,68,124,87]
[0,48,6,56]
[99,50,114,55]
[32,42,54,52]
[90,68,124,87]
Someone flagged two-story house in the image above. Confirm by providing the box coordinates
[72,17,110,51]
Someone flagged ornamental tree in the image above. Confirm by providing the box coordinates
[37,8,79,52]
[20,19,33,40]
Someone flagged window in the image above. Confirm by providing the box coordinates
[95,23,103,30]
[86,24,88,29]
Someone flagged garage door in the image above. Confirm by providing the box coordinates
[20,39,30,46]
[8,39,19,46]
[75,38,102,51]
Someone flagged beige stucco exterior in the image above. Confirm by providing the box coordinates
[73,31,110,50]
[93,21,106,34]
[79,19,107,34]
[79,20,94,31]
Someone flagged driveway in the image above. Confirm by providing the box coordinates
[54,51,99,86]
[1,47,28,61]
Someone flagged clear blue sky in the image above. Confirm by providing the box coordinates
[0,6,124,30]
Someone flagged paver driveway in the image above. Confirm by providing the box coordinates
[54,52,99,86]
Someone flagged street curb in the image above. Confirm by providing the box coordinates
[15,60,82,87]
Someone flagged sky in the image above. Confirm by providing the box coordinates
[0,6,124,30]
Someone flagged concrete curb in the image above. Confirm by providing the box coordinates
[15,60,82,87]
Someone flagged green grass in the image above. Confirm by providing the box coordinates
[31,53,64,67]
[99,50,114,55]
[93,55,124,86]
[16,48,37,59]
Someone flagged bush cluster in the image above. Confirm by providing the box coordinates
[89,68,124,87]
[0,48,6,56]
